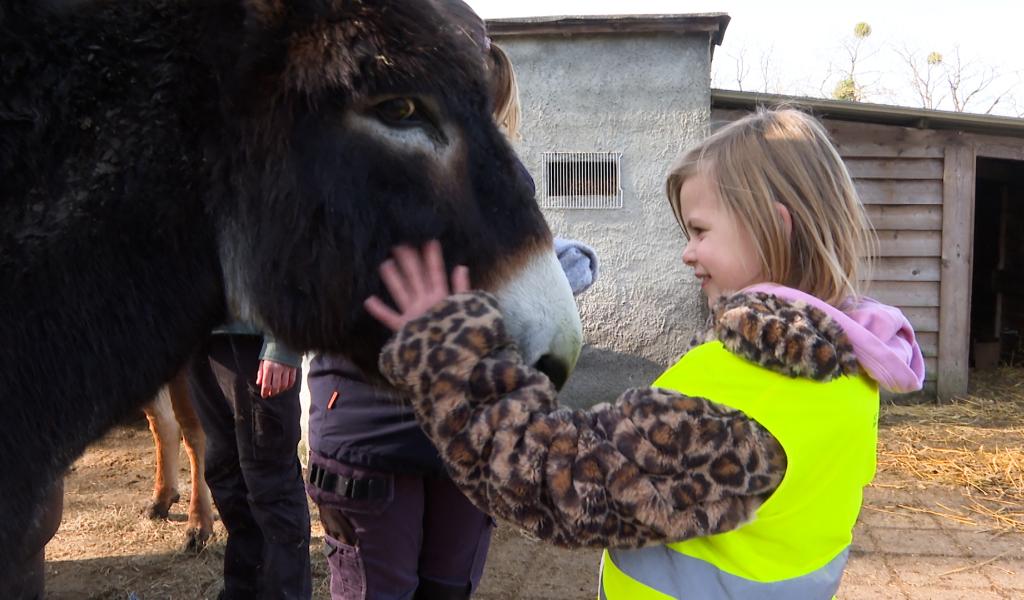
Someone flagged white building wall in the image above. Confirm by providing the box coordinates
[497,33,712,406]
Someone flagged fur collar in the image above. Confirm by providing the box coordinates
[686,291,860,381]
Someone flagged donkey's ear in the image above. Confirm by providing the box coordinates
[240,0,286,29]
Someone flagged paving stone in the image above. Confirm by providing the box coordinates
[836,583,907,599]
[859,504,942,529]
[981,560,1024,591]
[516,545,600,597]
[475,583,516,598]
[888,555,998,588]
[843,553,894,586]
[864,484,925,507]
[852,524,881,553]
[900,585,1008,599]
[872,527,966,557]
[952,530,1024,559]
[476,528,533,597]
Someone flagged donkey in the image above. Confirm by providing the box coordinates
[0,0,582,580]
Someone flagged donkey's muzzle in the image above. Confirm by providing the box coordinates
[494,248,583,392]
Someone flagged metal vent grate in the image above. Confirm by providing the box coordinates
[541,151,623,209]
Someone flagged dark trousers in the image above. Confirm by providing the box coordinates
[188,335,311,600]
[307,454,493,600]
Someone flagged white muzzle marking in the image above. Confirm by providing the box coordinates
[493,249,583,376]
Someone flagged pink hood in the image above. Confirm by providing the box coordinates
[745,284,926,393]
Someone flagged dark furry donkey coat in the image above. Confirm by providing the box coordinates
[0,0,579,575]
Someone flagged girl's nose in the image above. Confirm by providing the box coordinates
[682,240,697,266]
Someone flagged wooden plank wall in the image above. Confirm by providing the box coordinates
[828,121,943,390]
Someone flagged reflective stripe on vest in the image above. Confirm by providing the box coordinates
[601,546,849,599]
[600,340,878,599]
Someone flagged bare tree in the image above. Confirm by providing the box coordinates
[897,45,1015,114]
[712,43,782,94]
[1006,94,1024,118]
[759,45,778,94]
[895,45,945,109]
[942,47,1002,112]
[817,62,838,98]
[832,22,875,101]
[730,46,751,92]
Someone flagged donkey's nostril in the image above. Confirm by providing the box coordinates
[534,354,569,391]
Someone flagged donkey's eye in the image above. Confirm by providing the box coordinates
[374,98,422,126]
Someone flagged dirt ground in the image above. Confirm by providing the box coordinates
[44,371,1024,600]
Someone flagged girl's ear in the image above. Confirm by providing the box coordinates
[775,202,793,240]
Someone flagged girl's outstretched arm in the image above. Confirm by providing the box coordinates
[376,290,787,549]
[365,243,789,548]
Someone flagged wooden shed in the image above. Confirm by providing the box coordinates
[712,90,1024,400]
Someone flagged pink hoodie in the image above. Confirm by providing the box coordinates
[745,283,926,393]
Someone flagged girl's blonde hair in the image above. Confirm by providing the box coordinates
[666,107,877,306]
[487,42,522,140]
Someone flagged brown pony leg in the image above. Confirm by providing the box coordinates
[143,387,181,520]
[166,370,214,552]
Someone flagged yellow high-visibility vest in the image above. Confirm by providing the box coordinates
[600,341,878,599]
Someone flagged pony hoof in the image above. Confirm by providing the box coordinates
[145,493,180,520]
[182,527,212,553]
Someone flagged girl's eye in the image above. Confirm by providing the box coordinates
[373,98,423,126]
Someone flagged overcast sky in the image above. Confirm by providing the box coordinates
[465,1,1023,116]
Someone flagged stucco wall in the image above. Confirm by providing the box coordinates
[497,33,712,406]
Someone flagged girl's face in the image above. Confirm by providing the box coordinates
[678,171,764,303]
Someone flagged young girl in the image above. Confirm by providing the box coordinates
[304,37,599,600]
[364,108,925,599]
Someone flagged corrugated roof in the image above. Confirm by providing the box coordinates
[486,14,730,47]
[712,89,1024,138]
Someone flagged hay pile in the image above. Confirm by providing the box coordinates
[876,368,1024,532]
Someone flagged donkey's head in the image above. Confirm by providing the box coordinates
[212,0,581,384]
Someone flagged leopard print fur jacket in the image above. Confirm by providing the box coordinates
[378,290,860,549]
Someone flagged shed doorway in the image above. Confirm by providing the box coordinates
[971,158,1024,369]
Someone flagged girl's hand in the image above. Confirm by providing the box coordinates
[364,240,471,332]
[255,360,297,398]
